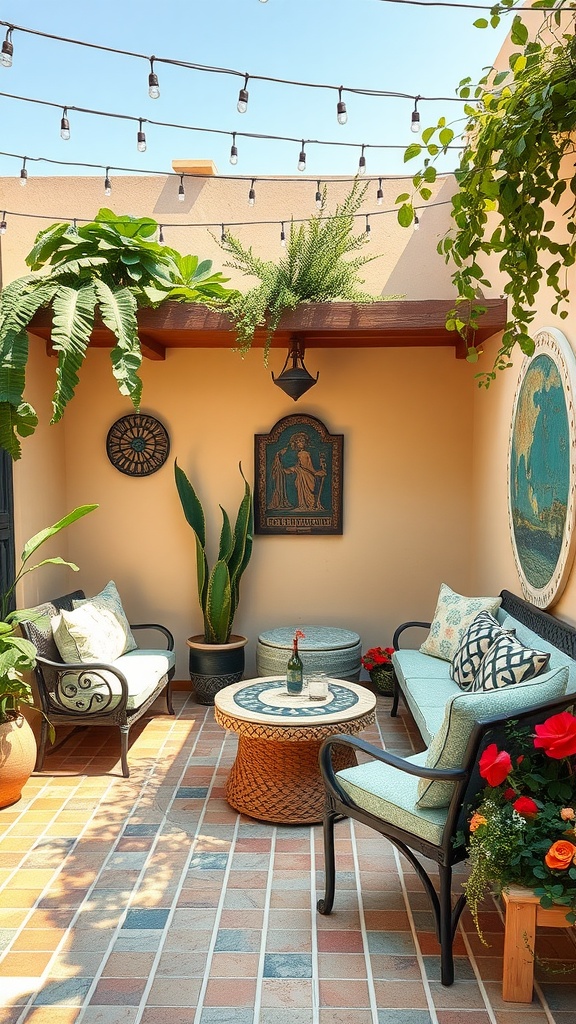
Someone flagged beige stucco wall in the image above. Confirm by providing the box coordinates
[1,170,478,679]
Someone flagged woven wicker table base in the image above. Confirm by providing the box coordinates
[225,734,357,825]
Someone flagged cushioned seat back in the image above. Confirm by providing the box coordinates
[20,592,85,692]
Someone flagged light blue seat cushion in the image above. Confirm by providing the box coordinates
[392,650,458,743]
[56,649,175,713]
[417,665,569,808]
[496,611,576,695]
[336,751,448,846]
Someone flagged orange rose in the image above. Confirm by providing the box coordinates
[561,808,575,821]
[469,813,487,832]
[544,839,576,871]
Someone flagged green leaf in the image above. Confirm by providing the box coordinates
[510,15,528,46]
[21,506,98,565]
[93,280,142,406]
[398,204,414,228]
[205,560,232,644]
[404,144,422,163]
[473,17,489,27]
[50,282,97,423]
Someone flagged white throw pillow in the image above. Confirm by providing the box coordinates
[52,602,128,664]
[73,580,137,655]
[419,583,502,662]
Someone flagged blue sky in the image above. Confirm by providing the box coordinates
[0,0,514,184]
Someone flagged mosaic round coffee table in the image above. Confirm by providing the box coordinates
[214,677,376,825]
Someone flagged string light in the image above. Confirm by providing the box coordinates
[148,57,160,99]
[221,223,226,242]
[104,166,112,195]
[20,156,27,186]
[414,212,420,230]
[315,180,322,208]
[280,222,286,246]
[60,107,70,140]
[298,142,307,172]
[337,87,348,125]
[1,27,13,68]
[158,224,164,243]
[237,74,249,114]
[229,132,238,166]
[376,177,383,205]
[137,118,146,152]
[411,97,420,133]
[248,178,256,206]
[365,214,371,237]
[358,145,367,175]
[0,212,6,234]
[178,174,185,201]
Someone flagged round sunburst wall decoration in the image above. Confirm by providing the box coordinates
[508,327,576,608]
[106,413,170,477]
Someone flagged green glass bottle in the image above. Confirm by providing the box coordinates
[286,634,304,694]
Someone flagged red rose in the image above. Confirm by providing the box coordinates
[534,711,576,760]
[479,743,513,787]
[504,787,516,801]
[516,755,524,765]
[513,796,538,818]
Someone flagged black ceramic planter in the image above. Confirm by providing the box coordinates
[187,634,247,705]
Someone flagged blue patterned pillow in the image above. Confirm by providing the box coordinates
[450,611,514,690]
[419,584,502,662]
[471,634,550,692]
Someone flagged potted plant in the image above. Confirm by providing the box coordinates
[174,461,253,704]
[361,645,396,695]
[0,504,97,807]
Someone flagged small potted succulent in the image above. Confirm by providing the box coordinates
[175,461,253,704]
[361,645,396,695]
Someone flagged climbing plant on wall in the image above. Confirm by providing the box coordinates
[398,2,576,386]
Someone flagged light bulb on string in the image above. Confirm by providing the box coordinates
[229,132,238,165]
[158,224,164,244]
[297,142,306,172]
[104,167,112,196]
[0,212,6,234]
[178,175,185,202]
[414,213,420,231]
[280,222,286,247]
[376,177,383,205]
[248,179,256,206]
[137,118,147,152]
[20,158,27,186]
[411,98,420,134]
[237,74,249,114]
[337,87,347,125]
[315,180,322,209]
[365,214,371,238]
[358,145,366,175]
[60,108,70,140]
[221,224,227,242]
[1,28,13,68]
[148,58,160,99]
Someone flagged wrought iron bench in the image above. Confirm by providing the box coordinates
[20,590,175,778]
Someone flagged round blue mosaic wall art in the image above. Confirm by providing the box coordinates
[508,328,576,608]
[233,679,360,719]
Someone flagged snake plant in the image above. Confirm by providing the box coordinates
[175,462,253,644]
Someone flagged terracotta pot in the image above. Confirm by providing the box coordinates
[187,634,247,705]
[0,713,37,808]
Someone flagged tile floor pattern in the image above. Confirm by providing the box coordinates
[1,690,575,1024]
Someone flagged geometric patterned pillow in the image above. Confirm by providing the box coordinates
[419,583,502,662]
[72,580,137,655]
[450,611,514,690]
[471,634,550,692]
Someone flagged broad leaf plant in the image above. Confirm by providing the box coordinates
[398,0,576,385]
[0,208,236,458]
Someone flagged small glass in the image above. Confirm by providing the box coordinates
[308,671,329,701]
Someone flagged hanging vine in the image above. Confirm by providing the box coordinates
[398,2,576,386]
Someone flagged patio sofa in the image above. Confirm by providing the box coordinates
[391,588,576,745]
[20,585,175,778]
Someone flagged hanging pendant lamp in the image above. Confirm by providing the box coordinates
[272,336,319,402]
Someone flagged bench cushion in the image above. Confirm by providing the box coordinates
[336,751,449,846]
[416,665,569,809]
[55,649,176,713]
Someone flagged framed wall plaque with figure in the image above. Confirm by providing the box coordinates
[254,414,343,535]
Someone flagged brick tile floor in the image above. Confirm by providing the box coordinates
[1,689,575,1023]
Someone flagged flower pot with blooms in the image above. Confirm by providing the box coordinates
[361,646,396,695]
[462,710,576,941]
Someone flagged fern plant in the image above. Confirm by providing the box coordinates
[219,179,380,358]
[0,209,236,459]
